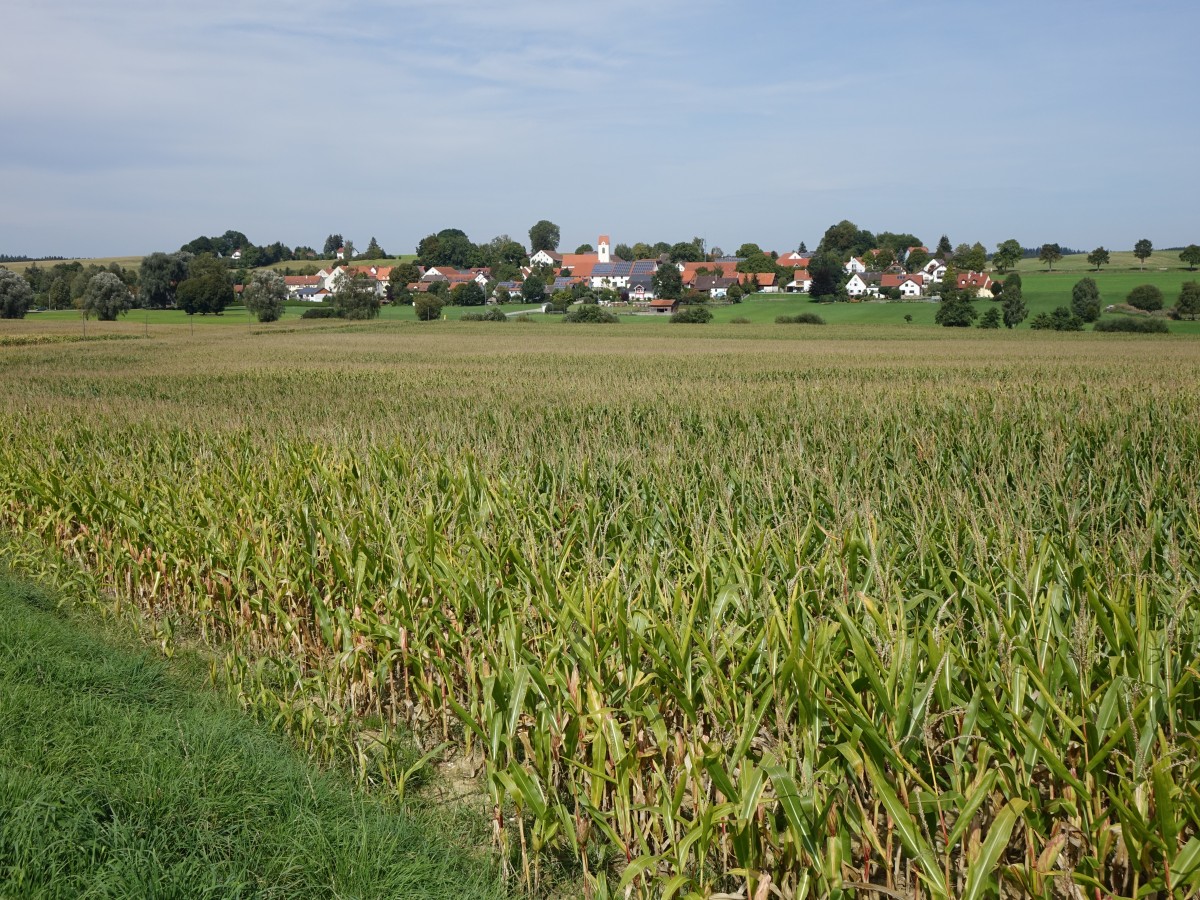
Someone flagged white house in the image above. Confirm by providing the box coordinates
[922,259,947,284]
[881,273,925,298]
[845,273,882,298]
[529,249,562,269]
[845,256,867,275]
[786,271,813,293]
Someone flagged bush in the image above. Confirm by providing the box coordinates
[730,317,751,324]
[1029,306,1084,331]
[300,306,342,319]
[1126,284,1164,311]
[459,308,508,322]
[670,306,713,324]
[775,313,826,325]
[563,305,619,324]
[1093,317,1170,333]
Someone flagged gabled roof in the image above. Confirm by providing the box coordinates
[694,275,740,290]
[283,275,322,287]
[679,261,732,284]
[881,273,922,289]
[649,297,679,308]
[956,271,993,289]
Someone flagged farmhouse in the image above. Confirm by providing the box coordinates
[881,272,925,298]
[957,271,995,298]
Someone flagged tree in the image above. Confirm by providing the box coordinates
[1038,243,1063,271]
[493,285,511,305]
[1177,281,1200,320]
[1133,238,1153,269]
[243,270,287,322]
[817,221,874,259]
[1178,245,1200,270]
[1070,277,1102,322]
[669,241,704,263]
[0,268,33,318]
[1127,284,1163,311]
[905,248,931,271]
[978,307,1001,329]
[614,243,634,261]
[735,243,763,259]
[333,273,381,319]
[955,242,987,272]
[177,254,233,316]
[652,263,683,299]
[574,243,594,254]
[993,239,1023,273]
[798,241,808,253]
[417,228,474,268]
[521,275,546,305]
[413,293,444,321]
[528,220,561,253]
[322,234,344,257]
[807,252,845,300]
[81,272,132,320]
[363,237,386,259]
[1002,273,1027,329]
[935,295,978,327]
[453,280,486,307]
[48,276,71,310]
[139,251,191,308]
[936,235,953,256]
[1087,246,1111,271]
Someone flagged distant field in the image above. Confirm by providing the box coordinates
[1,255,144,273]
[1011,248,1196,274]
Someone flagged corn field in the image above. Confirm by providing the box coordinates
[1,324,1199,898]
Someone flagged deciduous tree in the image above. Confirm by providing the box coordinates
[521,275,546,305]
[1177,281,1200,319]
[1087,247,1110,271]
[81,272,132,321]
[139,251,191,308]
[935,294,978,327]
[1133,238,1153,269]
[1178,245,1200,270]
[652,262,683,299]
[528,220,561,253]
[243,270,287,322]
[1070,277,1102,322]
[1039,243,1063,271]
[993,239,1023,273]
[1002,273,1027,328]
[0,268,33,318]
[806,252,845,300]
[332,273,381,319]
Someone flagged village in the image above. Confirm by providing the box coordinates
[275,235,996,313]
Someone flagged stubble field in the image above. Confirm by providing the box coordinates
[1,321,1198,898]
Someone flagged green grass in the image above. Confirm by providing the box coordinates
[0,570,508,900]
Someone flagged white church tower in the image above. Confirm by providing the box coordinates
[597,234,611,264]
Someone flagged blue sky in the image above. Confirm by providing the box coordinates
[3,0,1197,258]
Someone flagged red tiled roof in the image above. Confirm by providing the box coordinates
[957,271,993,289]
[881,273,921,289]
[649,297,678,308]
[283,275,322,287]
